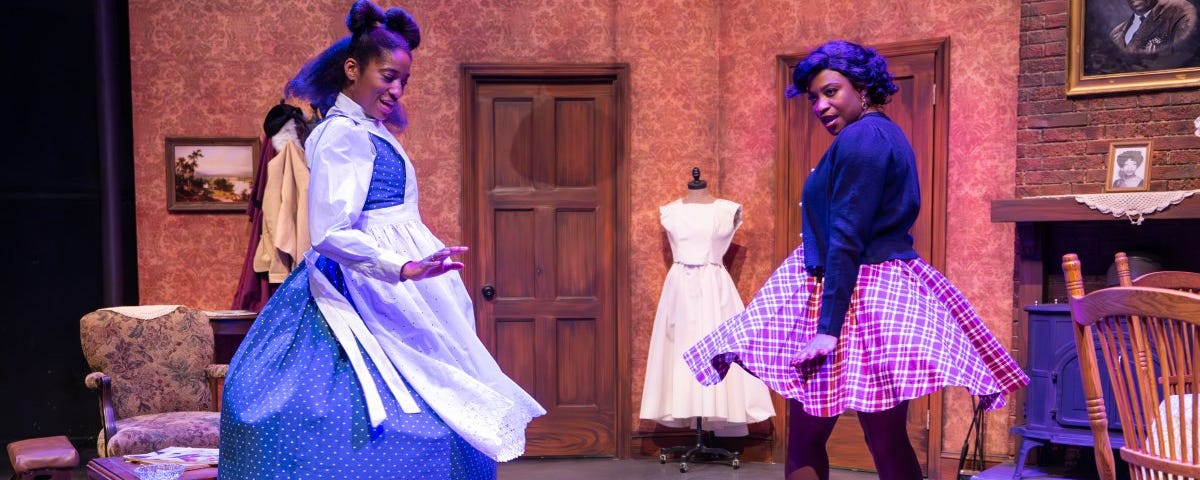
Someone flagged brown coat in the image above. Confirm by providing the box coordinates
[254,140,310,283]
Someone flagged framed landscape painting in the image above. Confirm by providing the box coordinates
[166,137,260,212]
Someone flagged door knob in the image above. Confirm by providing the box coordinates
[482,284,496,300]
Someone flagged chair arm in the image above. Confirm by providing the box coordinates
[84,372,116,456]
[206,364,228,412]
[205,364,227,379]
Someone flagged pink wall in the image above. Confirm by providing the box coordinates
[129,0,1020,466]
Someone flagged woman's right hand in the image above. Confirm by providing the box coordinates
[792,333,837,364]
[401,246,468,281]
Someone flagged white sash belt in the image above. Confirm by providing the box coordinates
[304,250,420,426]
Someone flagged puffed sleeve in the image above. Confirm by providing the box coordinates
[817,123,890,337]
[658,202,674,230]
[725,200,743,232]
[306,118,413,282]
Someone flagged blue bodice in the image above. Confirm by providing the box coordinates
[363,134,407,211]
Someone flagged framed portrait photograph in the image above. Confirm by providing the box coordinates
[165,137,260,212]
[1104,140,1154,192]
[1067,0,1200,96]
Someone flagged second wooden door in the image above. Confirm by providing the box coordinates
[464,70,626,457]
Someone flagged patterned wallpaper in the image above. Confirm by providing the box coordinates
[128,0,346,308]
[129,0,1020,464]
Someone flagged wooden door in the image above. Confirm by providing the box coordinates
[774,38,950,476]
[463,66,630,457]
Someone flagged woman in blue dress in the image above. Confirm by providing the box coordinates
[218,2,545,478]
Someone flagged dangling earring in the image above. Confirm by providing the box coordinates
[860,95,870,111]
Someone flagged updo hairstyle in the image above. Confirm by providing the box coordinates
[285,0,421,114]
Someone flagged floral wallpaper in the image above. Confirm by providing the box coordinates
[129,0,1020,467]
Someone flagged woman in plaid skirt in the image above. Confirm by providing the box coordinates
[683,40,1028,480]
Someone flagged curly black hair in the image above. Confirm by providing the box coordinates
[787,40,898,106]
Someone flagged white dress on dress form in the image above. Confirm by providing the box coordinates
[639,198,775,436]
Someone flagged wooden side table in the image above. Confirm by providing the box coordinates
[87,457,216,480]
[203,310,257,364]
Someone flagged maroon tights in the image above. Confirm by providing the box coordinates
[785,399,922,480]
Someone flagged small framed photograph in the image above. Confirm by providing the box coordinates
[1104,140,1153,192]
[165,137,260,212]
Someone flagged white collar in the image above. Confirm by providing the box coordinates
[328,92,381,127]
[327,92,410,163]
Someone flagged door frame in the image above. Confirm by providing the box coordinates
[460,63,633,458]
[773,37,951,476]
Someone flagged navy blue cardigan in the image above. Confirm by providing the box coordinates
[801,112,920,337]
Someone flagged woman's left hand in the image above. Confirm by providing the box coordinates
[401,246,468,281]
[792,333,838,365]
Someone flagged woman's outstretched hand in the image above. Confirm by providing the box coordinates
[401,246,469,281]
[792,333,837,365]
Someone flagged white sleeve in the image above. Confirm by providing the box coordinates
[658,202,674,230]
[729,201,743,232]
[306,119,412,282]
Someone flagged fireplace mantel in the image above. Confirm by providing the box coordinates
[991,194,1200,223]
[990,194,1200,304]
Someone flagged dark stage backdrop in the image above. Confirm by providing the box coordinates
[0,1,136,469]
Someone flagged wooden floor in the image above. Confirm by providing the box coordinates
[1,453,883,480]
[499,457,879,479]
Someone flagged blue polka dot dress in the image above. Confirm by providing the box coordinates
[219,94,543,479]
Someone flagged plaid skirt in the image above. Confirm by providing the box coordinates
[683,247,1029,417]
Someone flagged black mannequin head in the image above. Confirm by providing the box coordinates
[688,167,707,190]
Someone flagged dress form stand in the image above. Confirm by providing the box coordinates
[658,417,741,473]
[656,167,741,473]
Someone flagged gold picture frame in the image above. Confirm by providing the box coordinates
[166,137,260,212]
[1066,0,1200,96]
[1104,140,1153,192]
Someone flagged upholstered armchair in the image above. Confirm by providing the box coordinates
[80,305,226,457]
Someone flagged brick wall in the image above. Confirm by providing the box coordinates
[1018,0,1200,197]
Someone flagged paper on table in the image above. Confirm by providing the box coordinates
[123,447,219,467]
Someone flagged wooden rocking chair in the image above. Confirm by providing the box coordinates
[1064,253,1200,480]
[1113,251,1200,293]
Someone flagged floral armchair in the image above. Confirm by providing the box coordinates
[80,305,226,457]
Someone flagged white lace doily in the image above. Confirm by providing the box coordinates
[1073,190,1200,225]
[99,305,182,320]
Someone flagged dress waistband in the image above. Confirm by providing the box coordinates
[355,204,421,229]
[673,261,724,268]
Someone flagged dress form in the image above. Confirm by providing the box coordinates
[643,167,774,471]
